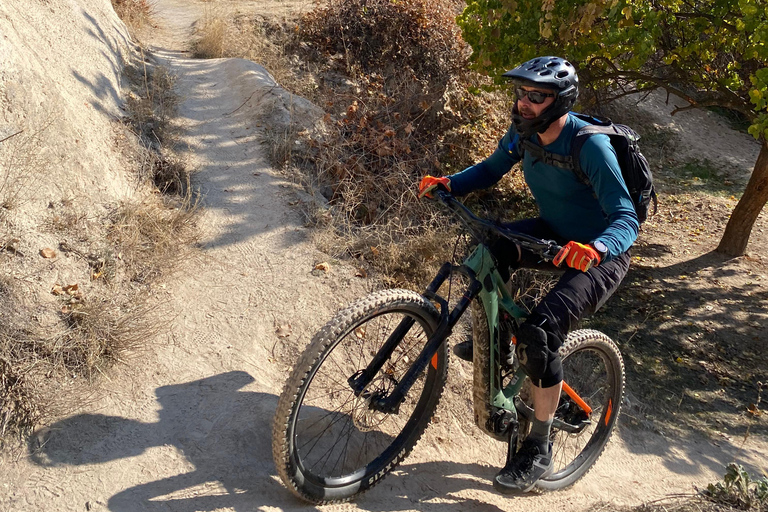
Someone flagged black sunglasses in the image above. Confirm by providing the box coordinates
[514,87,556,104]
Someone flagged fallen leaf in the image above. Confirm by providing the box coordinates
[314,262,330,272]
[354,326,366,339]
[51,284,64,295]
[370,246,380,257]
[276,324,292,338]
[355,268,367,278]
[63,284,80,297]
[40,247,57,259]
[747,404,761,416]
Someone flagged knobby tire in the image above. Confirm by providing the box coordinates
[536,328,625,490]
[271,289,448,504]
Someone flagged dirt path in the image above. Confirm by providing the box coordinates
[2,2,766,512]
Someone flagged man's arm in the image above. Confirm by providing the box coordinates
[579,135,639,261]
[448,126,522,196]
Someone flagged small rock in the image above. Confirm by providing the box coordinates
[40,247,57,258]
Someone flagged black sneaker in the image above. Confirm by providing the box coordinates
[493,439,553,494]
[452,339,473,362]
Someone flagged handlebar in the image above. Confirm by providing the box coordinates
[433,190,562,261]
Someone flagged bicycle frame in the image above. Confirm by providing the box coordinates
[348,241,527,434]
[348,200,592,441]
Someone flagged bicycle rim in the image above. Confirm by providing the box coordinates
[539,330,624,489]
[287,294,446,496]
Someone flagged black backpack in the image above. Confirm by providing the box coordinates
[519,113,658,223]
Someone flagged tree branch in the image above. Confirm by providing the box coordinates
[585,58,754,119]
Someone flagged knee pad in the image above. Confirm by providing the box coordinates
[515,323,549,381]
[516,322,564,387]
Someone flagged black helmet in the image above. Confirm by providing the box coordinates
[502,56,579,137]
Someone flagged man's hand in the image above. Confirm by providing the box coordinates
[553,241,601,272]
[418,175,451,199]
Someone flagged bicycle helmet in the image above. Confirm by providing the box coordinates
[502,56,579,137]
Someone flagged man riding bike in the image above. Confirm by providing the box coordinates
[418,56,638,494]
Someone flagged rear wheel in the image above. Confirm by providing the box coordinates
[535,329,625,490]
[272,289,448,504]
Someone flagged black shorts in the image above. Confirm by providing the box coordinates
[491,218,631,386]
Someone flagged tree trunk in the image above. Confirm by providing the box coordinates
[716,140,768,256]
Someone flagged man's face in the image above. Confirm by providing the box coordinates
[515,86,556,120]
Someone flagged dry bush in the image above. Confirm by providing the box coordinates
[124,61,179,148]
[0,126,50,212]
[108,196,199,284]
[193,9,229,59]
[281,0,526,284]
[111,0,154,35]
[300,0,467,82]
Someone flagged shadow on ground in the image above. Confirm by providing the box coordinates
[28,369,766,511]
[585,248,767,439]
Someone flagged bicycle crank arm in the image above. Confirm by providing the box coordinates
[515,393,592,435]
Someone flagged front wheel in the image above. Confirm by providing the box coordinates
[272,289,448,504]
[536,329,625,491]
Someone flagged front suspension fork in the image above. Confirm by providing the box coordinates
[348,262,481,413]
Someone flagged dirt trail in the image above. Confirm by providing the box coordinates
[2,2,766,512]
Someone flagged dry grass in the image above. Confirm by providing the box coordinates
[124,60,179,149]
[111,0,155,36]
[108,195,200,284]
[0,124,50,212]
[193,9,228,59]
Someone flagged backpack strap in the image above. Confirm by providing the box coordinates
[570,122,623,185]
[519,138,574,170]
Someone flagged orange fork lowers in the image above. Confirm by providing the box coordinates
[562,381,592,416]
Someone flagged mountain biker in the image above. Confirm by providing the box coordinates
[418,56,638,494]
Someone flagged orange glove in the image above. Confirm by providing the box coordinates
[553,241,601,272]
[418,175,451,199]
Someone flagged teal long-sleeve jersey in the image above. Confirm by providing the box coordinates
[448,113,639,261]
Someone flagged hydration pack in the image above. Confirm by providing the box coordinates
[519,113,658,223]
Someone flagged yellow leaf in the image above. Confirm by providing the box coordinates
[314,262,330,272]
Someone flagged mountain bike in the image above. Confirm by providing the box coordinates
[271,190,625,504]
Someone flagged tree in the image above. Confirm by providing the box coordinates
[457,0,768,256]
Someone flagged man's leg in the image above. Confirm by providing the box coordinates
[494,252,630,494]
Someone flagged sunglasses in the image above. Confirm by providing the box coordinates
[514,87,556,104]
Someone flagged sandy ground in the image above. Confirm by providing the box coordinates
[2,1,766,512]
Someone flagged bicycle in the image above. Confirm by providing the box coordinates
[271,190,625,504]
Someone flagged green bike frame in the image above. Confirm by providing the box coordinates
[460,243,530,439]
